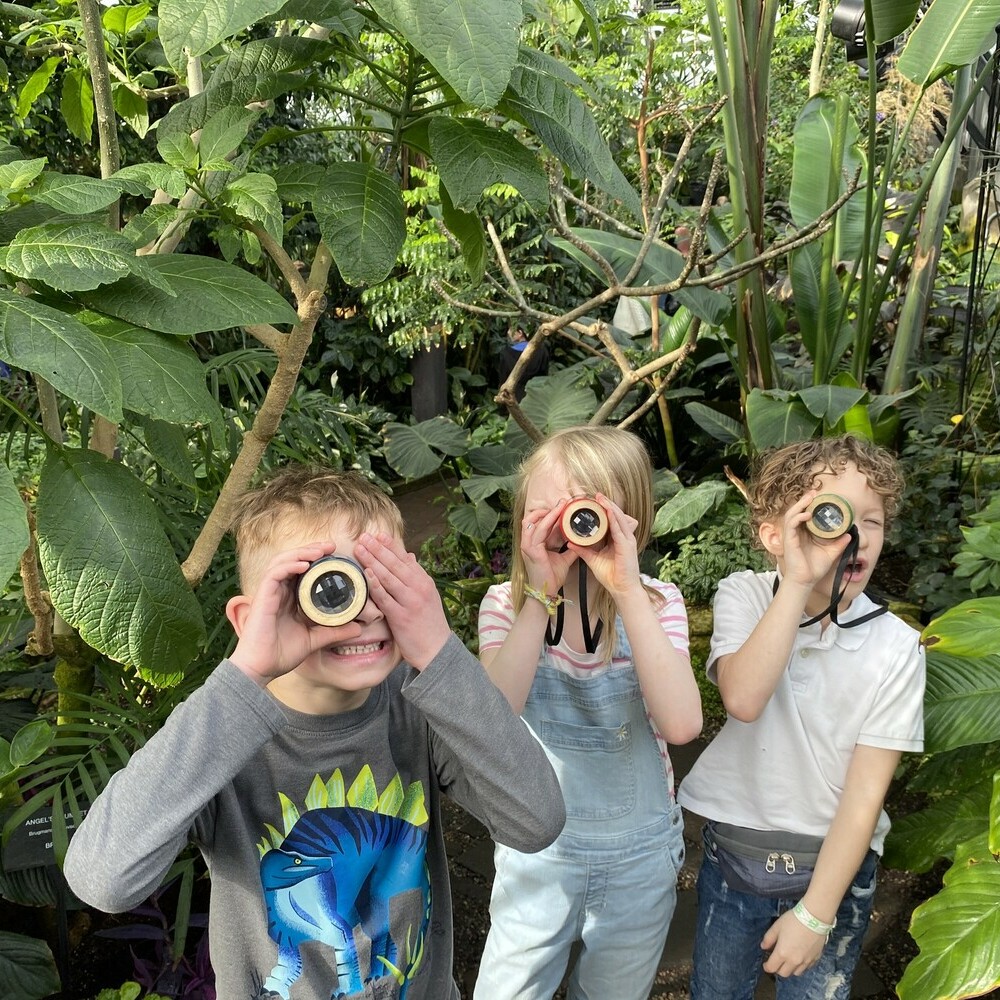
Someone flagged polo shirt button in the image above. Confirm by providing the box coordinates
[800,649,810,658]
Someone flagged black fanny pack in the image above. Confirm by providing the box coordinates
[708,821,824,899]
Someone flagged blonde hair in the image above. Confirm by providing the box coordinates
[230,465,403,590]
[748,435,904,548]
[510,426,659,662]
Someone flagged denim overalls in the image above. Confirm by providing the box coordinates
[474,619,686,1000]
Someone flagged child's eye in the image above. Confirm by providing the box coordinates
[864,519,883,528]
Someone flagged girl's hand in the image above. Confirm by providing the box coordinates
[227,542,363,685]
[779,490,852,591]
[520,503,578,597]
[761,908,827,977]
[574,494,642,599]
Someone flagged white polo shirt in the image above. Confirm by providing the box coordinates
[677,570,925,853]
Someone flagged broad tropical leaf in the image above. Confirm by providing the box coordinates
[78,310,222,425]
[922,598,1000,657]
[0,158,47,208]
[884,783,993,872]
[684,403,743,445]
[430,118,547,214]
[897,833,1000,1000]
[78,254,299,334]
[797,385,868,426]
[461,473,515,504]
[384,418,469,480]
[503,62,642,219]
[209,35,333,86]
[313,164,406,287]
[745,389,821,450]
[158,0,290,67]
[29,173,122,215]
[923,651,1000,752]
[0,222,174,294]
[36,449,206,673]
[0,462,29,590]
[0,290,123,421]
[449,500,500,542]
[897,0,1000,85]
[440,191,486,283]
[502,368,597,452]
[0,932,60,1000]
[868,0,922,44]
[369,0,521,107]
[652,481,731,535]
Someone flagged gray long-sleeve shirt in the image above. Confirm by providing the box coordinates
[64,634,565,1000]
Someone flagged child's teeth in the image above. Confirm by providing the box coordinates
[336,642,380,654]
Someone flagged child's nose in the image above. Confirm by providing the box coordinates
[354,597,385,625]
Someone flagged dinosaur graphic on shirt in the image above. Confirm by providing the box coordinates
[255,766,431,999]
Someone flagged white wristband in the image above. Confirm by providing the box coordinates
[792,901,836,938]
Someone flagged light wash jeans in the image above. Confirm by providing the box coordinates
[690,825,879,1000]
[474,631,686,1000]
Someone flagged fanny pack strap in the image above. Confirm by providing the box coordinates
[711,822,825,868]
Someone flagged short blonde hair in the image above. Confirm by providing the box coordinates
[748,435,904,547]
[230,466,403,590]
[510,426,657,662]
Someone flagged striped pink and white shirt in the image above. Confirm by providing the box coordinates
[479,576,690,791]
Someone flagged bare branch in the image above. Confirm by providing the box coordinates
[244,324,286,353]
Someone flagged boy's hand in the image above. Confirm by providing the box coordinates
[760,908,826,977]
[355,532,450,671]
[575,493,642,599]
[780,490,852,591]
[227,542,363,686]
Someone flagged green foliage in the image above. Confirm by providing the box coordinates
[0,931,60,1000]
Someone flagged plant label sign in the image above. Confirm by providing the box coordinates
[1,807,89,871]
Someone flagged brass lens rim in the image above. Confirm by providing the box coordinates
[297,555,368,626]
[805,493,855,539]
[561,497,609,547]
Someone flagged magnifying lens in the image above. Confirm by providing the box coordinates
[561,498,609,547]
[805,493,855,540]
[297,555,368,626]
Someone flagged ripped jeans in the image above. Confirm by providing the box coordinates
[690,827,879,1000]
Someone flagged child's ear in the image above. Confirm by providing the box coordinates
[225,595,251,637]
[757,520,784,558]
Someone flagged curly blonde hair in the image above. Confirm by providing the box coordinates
[748,435,904,548]
[230,465,403,590]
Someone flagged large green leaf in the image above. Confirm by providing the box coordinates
[923,651,1000,752]
[0,462,29,590]
[684,402,743,445]
[313,164,406,287]
[461,472,515,504]
[0,931,60,1000]
[271,0,364,37]
[430,118,547,214]
[797,385,868,426]
[440,192,486,284]
[897,0,1000,86]
[199,106,260,164]
[368,0,521,107]
[897,833,1000,1000]
[222,173,283,244]
[502,62,642,219]
[0,158,47,208]
[652,481,731,536]
[448,500,499,542]
[548,229,731,326]
[158,0,290,68]
[78,310,222,425]
[29,173,121,215]
[883,783,993,872]
[36,449,206,673]
[922,597,1000,657]
[745,388,821,450]
[208,35,332,86]
[0,222,174,294]
[868,0,922,44]
[269,163,326,204]
[0,290,123,421]
[78,254,299,334]
[60,66,94,144]
[501,368,598,452]
[384,418,469,480]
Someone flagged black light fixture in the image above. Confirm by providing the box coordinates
[831,0,895,68]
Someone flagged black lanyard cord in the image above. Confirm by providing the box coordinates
[545,571,604,653]
[772,526,888,629]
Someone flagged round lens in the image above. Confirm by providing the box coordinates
[812,501,845,534]
[311,571,355,615]
[569,508,601,538]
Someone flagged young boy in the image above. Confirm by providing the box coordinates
[677,435,925,1000]
[64,466,565,1000]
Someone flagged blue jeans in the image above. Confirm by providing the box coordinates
[691,827,879,1000]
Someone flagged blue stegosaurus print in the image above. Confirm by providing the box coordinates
[255,766,431,999]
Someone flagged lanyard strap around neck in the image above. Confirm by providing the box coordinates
[773,526,888,629]
[545,572,604,653]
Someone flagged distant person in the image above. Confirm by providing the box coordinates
[497,326,549,410]
[64,465,565,999]
[678,435,926,1000]
[474,426,702,1000]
